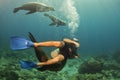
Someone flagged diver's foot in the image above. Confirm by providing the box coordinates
[34,43,38,47]
[25,41,34,47]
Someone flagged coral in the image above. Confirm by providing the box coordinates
[94,54,110,61]
[0,70,19,80]
[112,50,120,63]
[6,71,19,80]
[103,60,120,70]
[70,55,120,80]
[69,73,103,80]
[78,58,104,74]
[1,49,120,80]
[69,69,120,80]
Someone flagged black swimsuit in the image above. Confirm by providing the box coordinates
[59,42,71,59]
[59,42,78,59]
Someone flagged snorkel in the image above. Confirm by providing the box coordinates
[73,38,79,42]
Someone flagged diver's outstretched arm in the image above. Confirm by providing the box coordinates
[34,41,64,48]
[63,38,80,47]
[37,54,64,66]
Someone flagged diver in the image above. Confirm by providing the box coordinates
[10,32,80,71]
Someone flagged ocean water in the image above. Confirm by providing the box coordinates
[0,0,120,53]
[0,0,120,79]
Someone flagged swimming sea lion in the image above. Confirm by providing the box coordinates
[13,2,55,14]
[44,13,67,27]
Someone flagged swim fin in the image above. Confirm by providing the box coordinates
[10,36,34,50]
[19,60,37,69]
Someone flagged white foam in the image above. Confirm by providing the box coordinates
[61,0,80,36]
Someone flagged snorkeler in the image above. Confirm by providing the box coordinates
[10,32,80,71]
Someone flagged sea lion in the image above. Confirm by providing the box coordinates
[13,2,55,14]
[44,13,67,27]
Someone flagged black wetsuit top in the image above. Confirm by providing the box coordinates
[59,42,78,59]
[59,42,72,59]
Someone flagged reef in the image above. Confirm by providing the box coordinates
[69,53,120,80]
[0,49,77,80]
[112,49,120,64]
[78,58,104,74]
[0,49,120,80]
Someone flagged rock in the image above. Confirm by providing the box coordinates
[78,58,104,74]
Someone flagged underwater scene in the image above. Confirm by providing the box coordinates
[0,0,120,80]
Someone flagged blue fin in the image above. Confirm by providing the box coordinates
[19,60,37,69]
[10,36,34,50]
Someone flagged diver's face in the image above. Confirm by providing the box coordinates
[74,56,79,58]
[74,53,79,58]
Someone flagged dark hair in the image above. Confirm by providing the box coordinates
[67,43,78,59]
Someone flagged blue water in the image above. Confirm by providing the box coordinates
[0,0,120,55]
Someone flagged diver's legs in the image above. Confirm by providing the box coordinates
[28,32,48,62]
[34,41,64,48]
